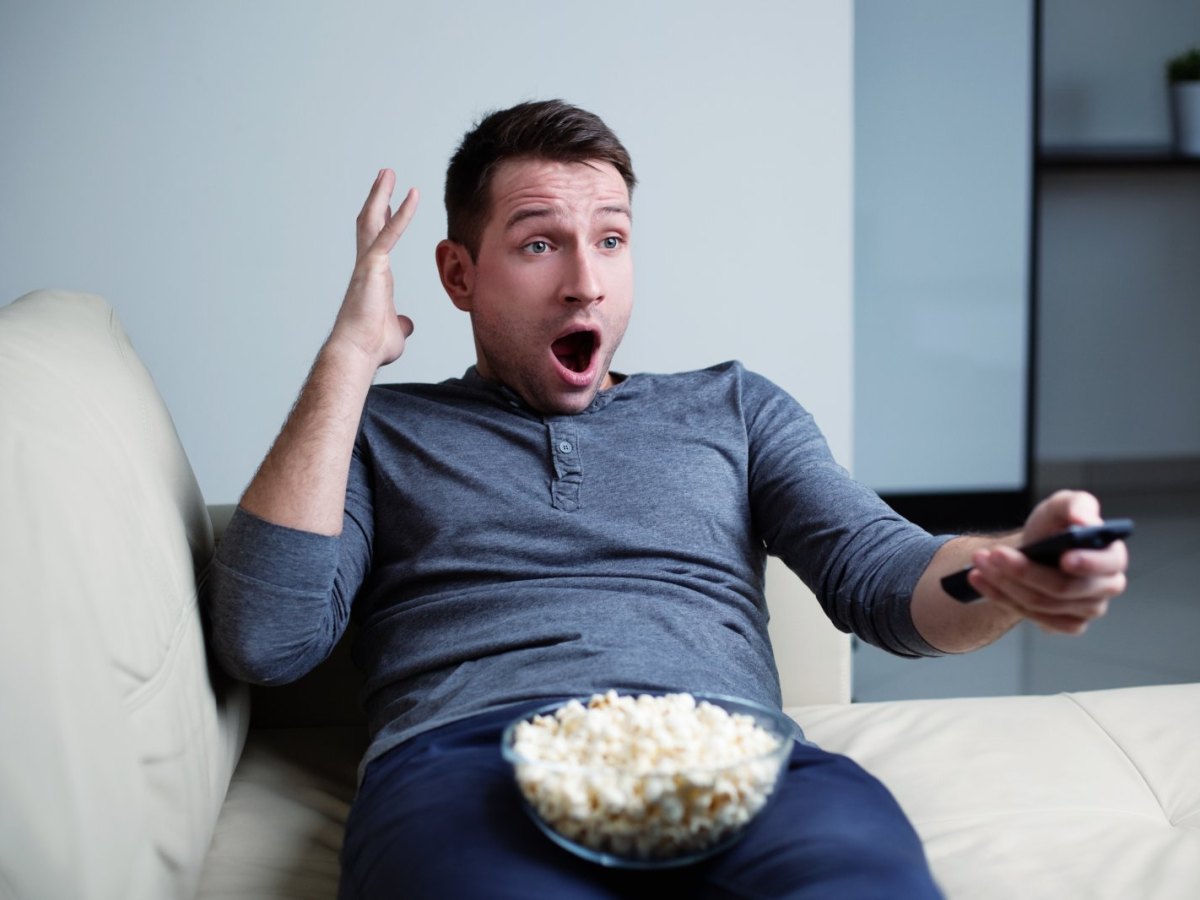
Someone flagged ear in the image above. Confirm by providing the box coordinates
[436,239,475,311]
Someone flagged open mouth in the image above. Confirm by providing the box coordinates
[551,328,598,374]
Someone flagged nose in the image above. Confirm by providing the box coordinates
[563,246,603,305]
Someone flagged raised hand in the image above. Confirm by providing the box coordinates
[331,169,420,369]
[240,171,419,534]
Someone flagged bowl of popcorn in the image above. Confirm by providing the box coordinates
[500,690,796,868]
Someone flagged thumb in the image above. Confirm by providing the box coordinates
[1061,490,1102,527]
[1041,489,1104,532]
[1027,489,1101,541]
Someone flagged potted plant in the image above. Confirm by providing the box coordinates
[1167,47,1200,156]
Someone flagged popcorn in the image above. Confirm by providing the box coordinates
[509,691,788,862]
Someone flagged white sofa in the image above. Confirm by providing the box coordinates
[2,288,1197,899]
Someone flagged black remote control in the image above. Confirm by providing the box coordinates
[941,518,1134,603]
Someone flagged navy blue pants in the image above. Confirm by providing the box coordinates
[339,702,942,899]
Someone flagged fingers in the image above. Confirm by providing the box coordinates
[333,171,420,369]
[1060,538,1129,577]
[1026,611,1094,636]
[356,169,394,255]
[975,544,1128,597]
[373,186,420,255]
[968,544,1128,634]
[356,171,420,259]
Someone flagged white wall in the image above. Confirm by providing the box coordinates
[854,0,1033,494]
[1038,0,1200,465]
[851,1,1033,701]
[0,1,853,504]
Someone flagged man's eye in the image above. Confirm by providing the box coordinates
[524,240,550,254]
[600,236,622,250]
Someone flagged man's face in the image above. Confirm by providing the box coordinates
[441,157,633,415]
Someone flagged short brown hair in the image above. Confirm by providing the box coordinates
[444,99,637,259]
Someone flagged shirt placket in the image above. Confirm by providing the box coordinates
[546,421,583,511]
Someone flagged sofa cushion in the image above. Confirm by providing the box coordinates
[196,726,366,899]
[197,684,1199,899]
[0,290,250,900]
[793,683,1200,899]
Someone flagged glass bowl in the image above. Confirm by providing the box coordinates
[500,691,796,869]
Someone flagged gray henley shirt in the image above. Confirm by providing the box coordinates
[207,361,948,770]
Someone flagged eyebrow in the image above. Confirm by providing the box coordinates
[504,204,632,231]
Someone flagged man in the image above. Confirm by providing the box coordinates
[208,100,1128,898]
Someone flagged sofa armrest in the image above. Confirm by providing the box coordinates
[1,291,250,900]
[766,556,853,706]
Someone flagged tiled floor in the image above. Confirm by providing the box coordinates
[853,487,1200,701]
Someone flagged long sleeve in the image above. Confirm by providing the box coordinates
[743,369,951,658]
[204,442,376,684]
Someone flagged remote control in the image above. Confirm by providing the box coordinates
[941,519,1133,603]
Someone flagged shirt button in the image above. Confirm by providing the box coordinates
[558,440,574,454]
